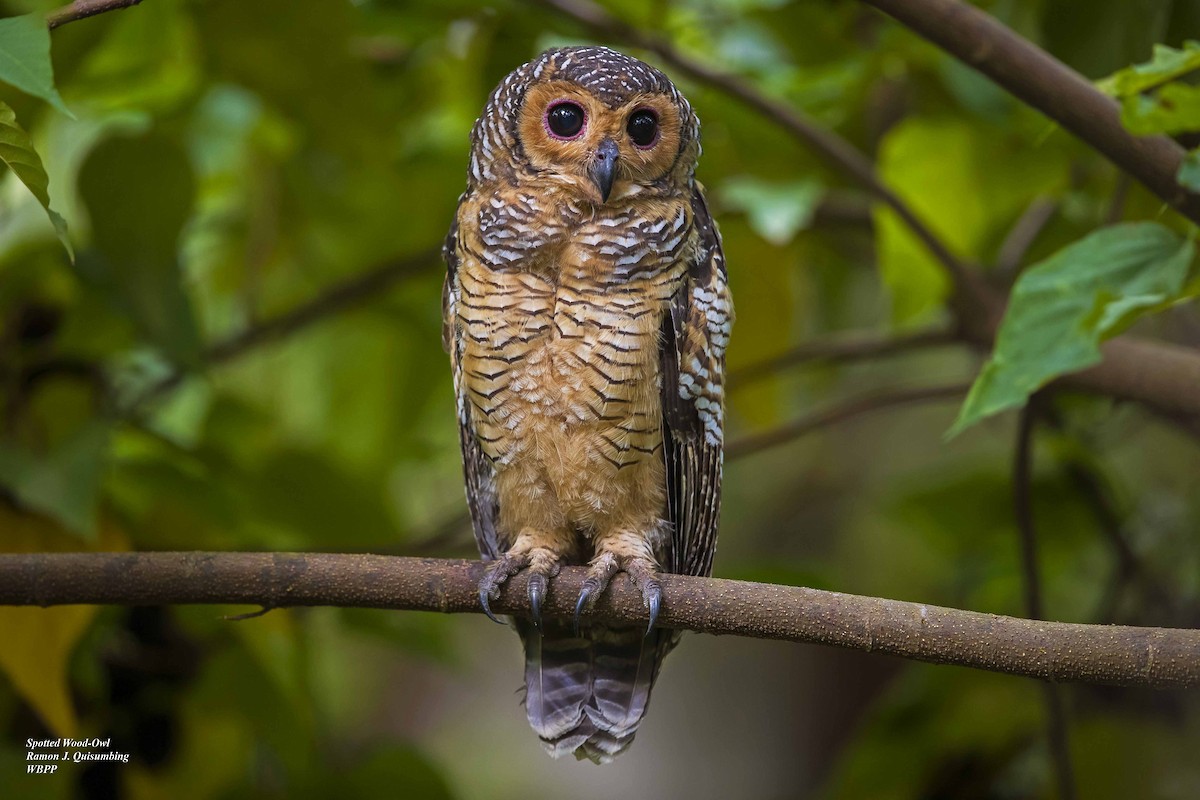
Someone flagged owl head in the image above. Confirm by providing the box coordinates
[467,46,701,205]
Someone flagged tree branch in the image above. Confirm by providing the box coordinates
[46,0,144,29]
[859,0,1200,225]
[528,0,982,301]
[1060,338,1200,419]
[994,196,1058,280]
[1,552,1197,688]
[129,247,440,409]
[1014,403,1045,619]
[204,248,440,365]
[726,382,968,460]
[534,0,1200,431]
[729,327,959,389]
[1014,402,1079,800]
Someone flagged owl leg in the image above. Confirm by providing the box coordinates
[479,529,574,627]
[479,526,577,628]
[481,461,578,627]
[574,528,663,637]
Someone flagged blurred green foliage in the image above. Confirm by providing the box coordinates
[0,0,1198,797]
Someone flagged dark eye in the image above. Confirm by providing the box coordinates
[546,102,585,139]
[627,109,659,148]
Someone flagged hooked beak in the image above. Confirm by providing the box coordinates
[589,138,620,203]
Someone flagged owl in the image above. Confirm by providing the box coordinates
[442,45,732,763]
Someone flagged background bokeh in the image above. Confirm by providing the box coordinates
[1,0,1199,797]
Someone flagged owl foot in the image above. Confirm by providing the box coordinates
[574,552,662,637]
[478,547,563,630]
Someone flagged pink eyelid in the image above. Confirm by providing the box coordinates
[543,100,587,141]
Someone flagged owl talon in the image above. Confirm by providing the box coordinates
[574,552,664,635]
[572,579,595,637]
[477,552,532,624]
[479,586,505,625]
[528,573,547,631]
[644,580,662,636]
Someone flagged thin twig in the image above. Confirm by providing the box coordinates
[726,382,968,460]
[1038,405,1183,623]
[2,552,1199,688]
[1013,404,1044,617]
[1105,174,1132,226]
[994,196,1058,281]
[221,606,272,621]
[206,249,440,364]
[46,0,143,28]
[810,191,874,228]
[129,248,440,409]
[1013,402,1078,800]
[1041,685,1077,800]
[729,327,959,389]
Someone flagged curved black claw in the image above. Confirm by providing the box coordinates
[573,579,601,637]
[479,584,505,625]
[643,580,662,636]
[478,554,530,625]
[528,573,547,632]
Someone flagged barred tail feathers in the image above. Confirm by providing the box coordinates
[519,621,664,764]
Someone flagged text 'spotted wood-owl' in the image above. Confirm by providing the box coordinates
[442,46,733,763]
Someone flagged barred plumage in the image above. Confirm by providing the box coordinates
[442,45,732,763]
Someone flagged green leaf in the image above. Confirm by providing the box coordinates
[1097,40,1200,97]
[0,14,71,116]
[949,223,1196,436]
[1120,81,1200,135]
[0,421,112,538]
[1179,148,1200,192]
[0,101,72,259]
[718,176,824,246]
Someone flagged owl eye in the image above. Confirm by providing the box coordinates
[627,109,659,148]
[545,101,586,139]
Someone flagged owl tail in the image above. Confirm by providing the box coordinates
[518,620,669,763]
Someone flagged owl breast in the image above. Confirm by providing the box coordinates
[454,192,693,524]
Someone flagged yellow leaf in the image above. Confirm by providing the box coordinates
[0,507,128,736]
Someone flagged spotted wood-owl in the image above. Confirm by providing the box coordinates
[442,45,732,763]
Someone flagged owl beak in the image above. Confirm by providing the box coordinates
[589,138,620,203]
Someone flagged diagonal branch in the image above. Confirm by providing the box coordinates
[860,0,1200,225]
[1,552,1198,689]
[528,0,983,302]
[204,248,440,365]
[729,327,959,389]
[129,247,440,409]
[47,0,144,29]
[533,0,1200,430]
[994,196,1059,280]
[727,382,968,460]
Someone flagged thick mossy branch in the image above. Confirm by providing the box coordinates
[1,552,1197,689]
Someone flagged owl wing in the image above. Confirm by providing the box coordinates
[660,186,733,578]
[442,215,502,561]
